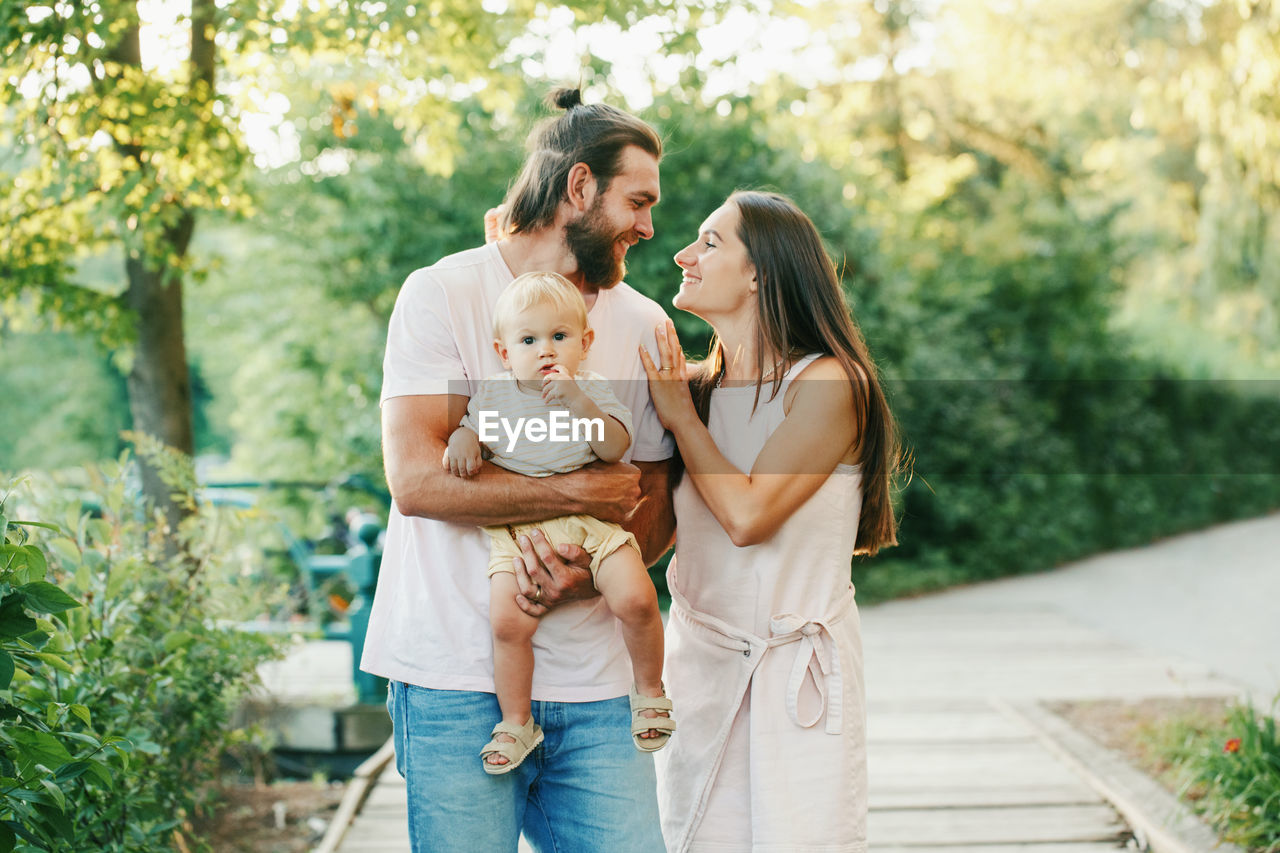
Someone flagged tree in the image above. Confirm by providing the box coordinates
[0,0,706,529]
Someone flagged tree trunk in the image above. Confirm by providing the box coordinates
[110,0,216,539]
[124,231,195,538]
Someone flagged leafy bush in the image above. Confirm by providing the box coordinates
[0,444,285,852]
[1,484,127,853]
[852,171,1280,601]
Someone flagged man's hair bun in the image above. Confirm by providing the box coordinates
[549,88,583,110]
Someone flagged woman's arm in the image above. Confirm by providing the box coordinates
[640,325,858,547]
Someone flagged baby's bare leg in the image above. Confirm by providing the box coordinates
[488,573,540,766]
[595,546,664,698]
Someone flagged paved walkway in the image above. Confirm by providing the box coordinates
[323,512,1278,851]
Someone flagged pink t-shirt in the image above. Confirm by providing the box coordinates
[361,243,674,700]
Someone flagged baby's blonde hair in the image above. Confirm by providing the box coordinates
[492,271,590,339]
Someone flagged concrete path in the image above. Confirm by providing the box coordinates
[890,511,1280,698]
[321,512,1277,851]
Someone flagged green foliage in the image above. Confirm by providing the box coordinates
[0,332,130,473]
[6,0,1280,601]
[0,456,284,851]
[1154,700,1280,851]
[630,92,882,355]
[0,485,124,853]
[851,171,1280,600]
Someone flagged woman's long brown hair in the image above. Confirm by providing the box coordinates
[684,191,900,555]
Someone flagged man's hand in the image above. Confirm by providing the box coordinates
[553,461,642,524]
[512,529,598,616]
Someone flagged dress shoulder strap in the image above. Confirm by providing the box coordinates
[780,353,824,384]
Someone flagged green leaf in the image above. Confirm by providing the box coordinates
[85,519,111,544]
[33,801,71,839]
[0,649,11,690]
[6,817,45,848]
[11,521,60,532]
[59,732,100,748]
[53,760,91,784]
[105,566,128,600]
[19,630,49,650]
[134,739,162,756]
[16,547,46,583]
[103,736,131,770]
[0,821,14,853]
[11,730,73,767]
[5,788,54,806]
[31,652,73,674]
[37,778,64,812]
[46,538,79,569]
[17,583,79,614]
[163,630,195,652]
[86,759,113,786]
[82,549,106,572]
[0,596,37,638]
[68,704,91,727]
[0,545,22,572]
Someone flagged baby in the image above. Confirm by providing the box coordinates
[443,271,674,775]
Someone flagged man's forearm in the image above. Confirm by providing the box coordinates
[624,460,676,567]
[390,444,585,526]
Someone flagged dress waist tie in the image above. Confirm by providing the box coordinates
[673,584,856,737]
[768,605,849,735]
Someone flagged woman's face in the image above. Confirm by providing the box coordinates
[672,203,757,321]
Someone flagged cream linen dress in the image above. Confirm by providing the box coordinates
[656,354,868,853]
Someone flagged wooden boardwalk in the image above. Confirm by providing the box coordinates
[320,597,1243,851]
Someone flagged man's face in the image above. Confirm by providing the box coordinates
[565,146,660,290]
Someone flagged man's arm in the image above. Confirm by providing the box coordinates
[383,394,641,525]
[624,459,676,567]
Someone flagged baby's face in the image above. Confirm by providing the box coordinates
[495,301,592,385]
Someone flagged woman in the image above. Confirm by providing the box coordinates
[638,191,899,853]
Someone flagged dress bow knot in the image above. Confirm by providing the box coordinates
[769,613,843,735]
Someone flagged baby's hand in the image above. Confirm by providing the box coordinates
[443,428,483,478]
[541,366,586,407]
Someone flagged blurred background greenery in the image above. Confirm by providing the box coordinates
[3,0,1279,601]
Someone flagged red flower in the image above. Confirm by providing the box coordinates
[1223,737,1242,753]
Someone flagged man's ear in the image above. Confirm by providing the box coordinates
[581,327,595,356]
[493,339,509,367]
[566,162,597,213]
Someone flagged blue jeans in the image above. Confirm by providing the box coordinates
[388,682,664,853]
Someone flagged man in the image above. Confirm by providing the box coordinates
[362,88,674,852]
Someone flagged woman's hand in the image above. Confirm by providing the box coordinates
[639,320,699,432]
[483,205,507,244]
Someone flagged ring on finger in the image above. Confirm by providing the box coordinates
[530,585,542,602]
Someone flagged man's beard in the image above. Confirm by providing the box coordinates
[564,199,627,289]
